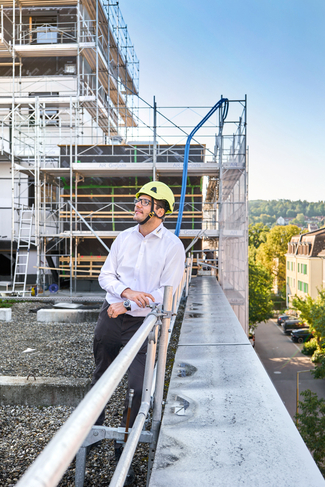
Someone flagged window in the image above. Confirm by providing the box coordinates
[287,277,290,285]
[291,262,293,271]
[31,16,58,44]
[300,264,307,275]
[287,261,290,270]
[36,26,58,44]
[304,282,308,293]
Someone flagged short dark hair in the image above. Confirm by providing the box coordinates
[154,198,169,212]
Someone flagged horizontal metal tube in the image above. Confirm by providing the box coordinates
[16,313,157,487]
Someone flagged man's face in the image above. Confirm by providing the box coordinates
[133,195,153,223]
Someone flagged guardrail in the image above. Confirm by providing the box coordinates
[15,257,192,487]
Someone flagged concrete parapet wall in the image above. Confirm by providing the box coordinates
[0,376,90,407]
[0,308,11,321]
[37,308,99,323]
[149,277,325,487]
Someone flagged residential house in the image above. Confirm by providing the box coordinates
[286,228,325,303]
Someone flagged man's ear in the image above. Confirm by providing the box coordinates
[156,206,165,218]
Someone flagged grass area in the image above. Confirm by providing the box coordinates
[0,299,19,308]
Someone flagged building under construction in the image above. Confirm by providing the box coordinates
[0,0,248,331]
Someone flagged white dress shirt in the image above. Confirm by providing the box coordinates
[98,223,185,316]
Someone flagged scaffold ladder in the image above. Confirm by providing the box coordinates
[12,206,34,295]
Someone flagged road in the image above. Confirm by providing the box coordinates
[255,319,325,419]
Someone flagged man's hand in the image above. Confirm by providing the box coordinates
[107,302,128,318]
[121,288,155,308]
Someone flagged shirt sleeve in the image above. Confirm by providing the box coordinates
[98,236,129,299]
[149,240,185,305]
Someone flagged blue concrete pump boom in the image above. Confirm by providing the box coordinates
[174,98,229,237]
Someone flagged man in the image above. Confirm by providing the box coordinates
[91,181,185,482]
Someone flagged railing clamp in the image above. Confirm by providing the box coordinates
[148,323,158,344]
[146,306,175,321]
[156,310,175,319]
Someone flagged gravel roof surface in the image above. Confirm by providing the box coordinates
[0,302,95,378]
[0,300,185,486]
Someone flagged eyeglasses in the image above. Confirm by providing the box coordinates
[134,197,151,207]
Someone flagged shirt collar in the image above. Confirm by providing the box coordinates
[152,222,164,238]
[133,222,165,239]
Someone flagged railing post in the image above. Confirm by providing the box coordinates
[75,447,87,487]
[185,256,191,297]
[108,319,159,487]
[147,286,173,484]
[175,279,181,309]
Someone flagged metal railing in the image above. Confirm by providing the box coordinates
[15,259,192,487]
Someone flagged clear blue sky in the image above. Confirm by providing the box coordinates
[120,0,325,201]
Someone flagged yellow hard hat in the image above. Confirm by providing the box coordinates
[136,181,175,214]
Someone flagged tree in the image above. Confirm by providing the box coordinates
[259,213,276,226]
[256,224,300,293]
[292,291,325,372]
[249,260,273,328]
[306,204,317,217]
[249,223,270,249]
[286,209,296,218]
[291,213,306,227]
[296,390,325,475]
[248,200,325,225]
[292,291,325,348]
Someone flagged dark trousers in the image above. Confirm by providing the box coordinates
[91,300,147,428]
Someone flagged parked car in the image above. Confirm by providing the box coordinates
[277,314,290,325]
[249,331,255,348]
[282,319,306,334]
[291,328,313,343]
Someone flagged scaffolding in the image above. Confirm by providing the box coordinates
[0,1,248,331]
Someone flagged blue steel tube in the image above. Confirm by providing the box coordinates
[174,98,229,236]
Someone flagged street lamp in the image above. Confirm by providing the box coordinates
[296,369,313,425]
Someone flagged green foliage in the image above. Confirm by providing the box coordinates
[256,224,300,292]
[312,350,325,365]
[292,291,325,375]
[291,294,315,326]
[296,389,325,474]
[291,213,307,227]
[302,338,318,357]
[270,293,286,310]
[259,214,276,226]
[249,223,270,249]
[292,291,325,341]
[312,357,325,379]
[0,299,18,308]
[249,199,325,225]
[248,223,270,263]
[249,260,273,327]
